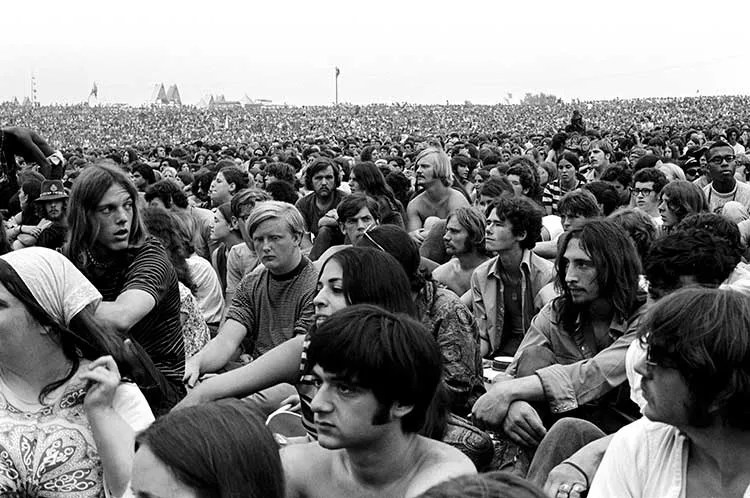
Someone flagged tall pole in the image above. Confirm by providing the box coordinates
[335,67,340,105]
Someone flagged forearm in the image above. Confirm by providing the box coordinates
[87,408,134,498]
[194,335,305,401]
[565,433,613,480]
[197,320,247,374]
[490,374,546,403]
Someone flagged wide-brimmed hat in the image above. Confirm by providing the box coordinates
[36,180,69,202]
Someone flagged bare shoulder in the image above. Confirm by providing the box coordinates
[448,189,471,208]
[406,437,477,497]
[281,442,335,496]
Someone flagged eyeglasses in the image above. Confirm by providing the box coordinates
[685,168,701,176]
[708,155,735,166]
[633,188,654,197]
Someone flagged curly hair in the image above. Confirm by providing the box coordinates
[608,207,656,265]
[485,196,543,250]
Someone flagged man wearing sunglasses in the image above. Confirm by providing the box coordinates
[703,140,750,217]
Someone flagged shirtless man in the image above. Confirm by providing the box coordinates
[406,146,470,244]
[432,207,490,296]
[282,305,476,498]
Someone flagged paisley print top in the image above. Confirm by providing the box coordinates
[0,361,154,497]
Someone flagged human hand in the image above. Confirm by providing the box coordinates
[81,355,121,414]
[279,394,301,412]
[471,383,514,430]
[501,400,546,447]
[37,219,53,231]
[183,354,202,389]
[2,127,58,178]
[28,227,42,238]
[318,209,338,228]
[409,229,427,245]
[172,386,207,411]
[544,463,588,498]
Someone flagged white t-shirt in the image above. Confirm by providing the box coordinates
[187,253,225,324]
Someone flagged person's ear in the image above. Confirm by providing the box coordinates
[230,216,240,231]
[228,182,237,194]
[390,401,414,420]
[515,230,527,244]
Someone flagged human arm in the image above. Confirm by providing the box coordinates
[471,374,545,429]
[406,197,424,232]
[545,434,614,497]
[183,318,247,386]
[2,127,58,177]
[176,334,304,409]
[81,356,133,498]
[95,289,156,334]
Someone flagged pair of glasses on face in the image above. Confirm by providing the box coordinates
[685,168,701,176]
[633,188,654,197]
[708,155,735,165]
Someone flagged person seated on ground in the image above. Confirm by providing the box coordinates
[657,179,708,233]
[349,161,405,227]
[144,178,216,260]
[133,399,283,498]
[533,189,601,260]
[632,167,668,231]
[418,471,546,498]
[295,157,348,257]
[0,247,154,498]
[313,193,381,268]
[174,247,415,413]
[589,288,750,498]
[223,188,269,305]
[356,225,484,414]
[472,220,645,447]
[600,164,633,207]
[432,207,491,296]
[529,225,745,498]
[65,162,186,414]
[542,151,586,216]
[282,305,477,498]
[13,179,69,250]
[702,139,750,217]
[141,207,211,358]
[183,202,317,405]
[607,207,657,268]
[582,181,620,216]
[208,165,248,208]
[407,146,471,245]
[208,202,243,298]
[469,197,555,358]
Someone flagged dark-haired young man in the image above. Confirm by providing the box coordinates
[473,219,645,446]
[632,167,668,228]
[282,305,476,498]
[312,194,381,267]
[469,197,555,358]
[295,157,347,249]
[702,140,750,216]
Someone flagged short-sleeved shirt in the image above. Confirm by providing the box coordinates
[82,238,185,397]
[295,190,348,237]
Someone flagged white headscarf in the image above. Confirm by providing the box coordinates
[0,247,102,327]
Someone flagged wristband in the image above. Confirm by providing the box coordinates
[560,461,589,489]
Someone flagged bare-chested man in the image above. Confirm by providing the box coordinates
[432,207,490,296]
[281,305,476,498]
[406,146,470,244]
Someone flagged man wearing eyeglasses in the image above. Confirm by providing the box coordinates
[632,168,668,229]
[702,141,750,217]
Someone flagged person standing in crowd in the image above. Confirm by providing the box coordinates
[65,162,186,413]
[431,207,490,296]
[407,146,470,244]
[282,305,477,497]
[470,197,555,358]
[183,201,317,409]
[590,288,750,498]
[473,220,645,444]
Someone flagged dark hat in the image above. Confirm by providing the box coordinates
[36,180,68,202]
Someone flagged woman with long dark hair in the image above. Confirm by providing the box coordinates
[0,247,153,497]
[350,161,405,228]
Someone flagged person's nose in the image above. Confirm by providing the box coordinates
[310,384,333,413]
[313,288,327,309]
[633,349,650,378]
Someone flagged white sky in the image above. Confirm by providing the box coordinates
[2,0,749,106]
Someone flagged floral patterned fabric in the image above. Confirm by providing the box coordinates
[0,361,153,497]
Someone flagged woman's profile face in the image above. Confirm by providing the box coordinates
[131,445,199,498]
[313,259,348,327]
[0,282,37,349]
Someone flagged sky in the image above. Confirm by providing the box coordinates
[2,0,749,106]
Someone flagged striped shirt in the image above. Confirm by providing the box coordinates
[542,177,587,215]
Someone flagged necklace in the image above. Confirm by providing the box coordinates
[86,248,111,267]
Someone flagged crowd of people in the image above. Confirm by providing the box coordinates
[0,98,749,497]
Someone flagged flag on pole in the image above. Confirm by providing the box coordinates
[90,82,98,98]
[335,67,340,78]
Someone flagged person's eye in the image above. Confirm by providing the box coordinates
[312,378,323,388]
[331,286,344,294]
[98,207,112,215]
[336,383,355,395]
